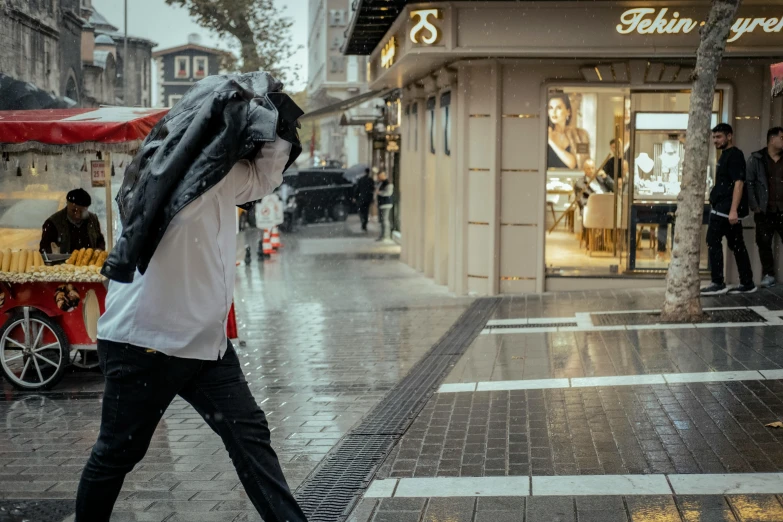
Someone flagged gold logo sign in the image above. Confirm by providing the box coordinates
[616,8,783,42]
[381,36,396,69]
[410,9,441,45]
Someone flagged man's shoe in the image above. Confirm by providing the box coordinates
[728,283,757,294]
[760,274,776,288]
[701,283,728,296]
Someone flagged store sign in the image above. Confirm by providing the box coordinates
[772,62,783,97]
[410,9,441,45]
[381,36,396,69]
[90,160,105,188]
[616,8,783,42]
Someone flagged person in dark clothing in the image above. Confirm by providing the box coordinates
[702,123,756,296]
[354,168,375,232]
[40,188,106,254]
[748,127,783,288]
[376,171,394,241]
[601,139,628,181]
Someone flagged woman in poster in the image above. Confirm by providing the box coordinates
[547,93,591,170]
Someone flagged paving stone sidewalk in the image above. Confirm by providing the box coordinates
[0,219,471,522]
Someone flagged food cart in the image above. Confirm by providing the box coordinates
[0,108,167,390]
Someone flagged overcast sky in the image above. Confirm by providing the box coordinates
[93,0,308,100]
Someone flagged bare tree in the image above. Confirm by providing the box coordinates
[165,0,301,84]
[661,0,742,322]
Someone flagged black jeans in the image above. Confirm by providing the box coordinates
[358,203,371,230]
[76,341,307,522]
[706,213,754,286]
[755,211,783,277]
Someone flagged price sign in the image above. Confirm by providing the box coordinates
[91,161,106,188]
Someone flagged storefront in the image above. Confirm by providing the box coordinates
[344,0,783,295]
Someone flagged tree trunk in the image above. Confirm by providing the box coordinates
[660,0,741,322]
[231,19,262,73]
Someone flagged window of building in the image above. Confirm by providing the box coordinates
[329,10,346,26]
[194,56,208,79]
[441,92,451,156]
[412,103,418,152]
[544,87,723,277]
[427,97,436,155]
[168,94,183,107]
[347,56,358,83]
[329,57,345,74]
[175,56,189,79]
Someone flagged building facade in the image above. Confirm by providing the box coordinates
[153,37,225,107]
[344,0,783,295]
[307,0,376,167]
[86,5,155,107]
[0,0,83,103]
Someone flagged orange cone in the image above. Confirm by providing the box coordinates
[262,229,274,257]
[271,226,282,250]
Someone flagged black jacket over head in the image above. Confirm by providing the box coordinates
[102,72,303,283]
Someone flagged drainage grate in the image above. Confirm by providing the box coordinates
[591,308,766,326]
[488,322,578,330]
[294,298,499,522]
[0,500,74,522]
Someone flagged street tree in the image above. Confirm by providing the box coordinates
[165,0,301,83]
[661,0,742,322]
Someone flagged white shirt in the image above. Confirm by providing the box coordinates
[98,138,291,360]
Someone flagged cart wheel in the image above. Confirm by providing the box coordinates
[0,309,69,391]
[70,348,100,370]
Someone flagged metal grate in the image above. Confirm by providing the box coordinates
[0,500,74,522]
[488,322,577,330]
[294,298,500,522]
[591,308,766,326]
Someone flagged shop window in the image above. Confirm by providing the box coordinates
[441,92,451,156]
[412,103,418,152]
[175,56,189,79]
[427,97,436,155]
[544,87,723,277]
[194,56,208,79]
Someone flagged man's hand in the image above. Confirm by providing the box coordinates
[729,210,739,225]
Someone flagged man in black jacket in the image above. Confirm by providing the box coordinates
[701,123,756,296]
[354,168,375,231]
[748,127,783,288]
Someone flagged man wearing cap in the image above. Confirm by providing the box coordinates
[40,188,106,254]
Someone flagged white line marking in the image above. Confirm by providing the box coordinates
[476,379,570,391]
[662,370,763,384]
[669,473,783,495]
[364,473,783,498]
[438,368,783,393]
[393,477,530,497]
[364,479,398,498]
[571,375,666,387]
[438,383,477,393]
[532,475,671,496]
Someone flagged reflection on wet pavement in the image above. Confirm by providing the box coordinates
[0,219,471,521]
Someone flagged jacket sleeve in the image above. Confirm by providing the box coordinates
[40,219,57,254]
[746,156,760,212]
[102,90,234,283]
[379,183,394,197]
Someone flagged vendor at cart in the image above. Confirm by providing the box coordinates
[39,188,106,254]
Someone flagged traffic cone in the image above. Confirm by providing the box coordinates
[262,229,274,258]
[271,226,282,250]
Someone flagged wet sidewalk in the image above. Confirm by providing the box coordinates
[0,218,470,522]
[350,290,783,522]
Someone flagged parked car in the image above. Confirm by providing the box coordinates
[289,168,356,224]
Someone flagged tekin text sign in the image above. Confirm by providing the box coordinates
[410,9,441,45]
[617,8,783,42]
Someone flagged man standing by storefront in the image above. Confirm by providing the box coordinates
[702,123,756,296]
[376,171,394,242]
[354,167,375,232]
[748,127,783,288]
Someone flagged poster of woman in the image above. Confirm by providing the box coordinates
[547,93,591,170]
